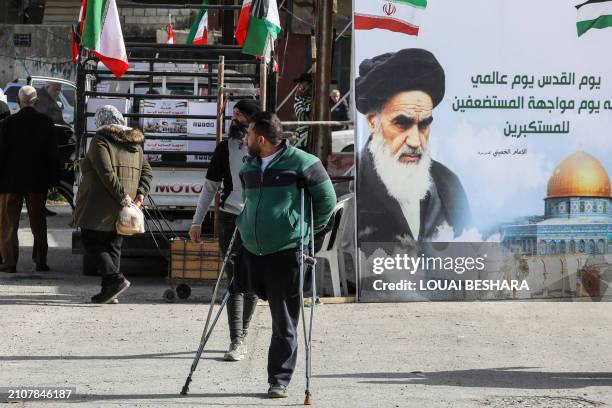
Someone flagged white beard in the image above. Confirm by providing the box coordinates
[368,126,432,205]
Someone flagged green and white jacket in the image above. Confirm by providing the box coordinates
[237,141,337,256]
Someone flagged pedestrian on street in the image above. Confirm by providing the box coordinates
[188,99,261,362]
[236,112,337,398]
[330,89,349,131]
[73,105,153,304]
[0,86,59,273]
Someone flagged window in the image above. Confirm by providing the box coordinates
[13,33,31,47]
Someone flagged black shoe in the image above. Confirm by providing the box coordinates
[45,208,57,217]
[91,277,131,304]
[267,384,287,399]
[36,264,50,272]
[0,264,17,273]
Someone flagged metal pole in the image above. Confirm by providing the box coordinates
[75,55,87,159]
[260,60,268,110]
[215,55,225,238]
[216,55,225,145]
[222,0,235,45]
[310,0,333,165]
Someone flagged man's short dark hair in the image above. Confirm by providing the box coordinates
[249,111,283,146]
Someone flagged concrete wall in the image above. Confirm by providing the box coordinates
[0,24,73,88]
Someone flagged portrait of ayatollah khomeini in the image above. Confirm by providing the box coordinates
[355,48,472,244]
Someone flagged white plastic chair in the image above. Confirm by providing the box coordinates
[315,194,353,297]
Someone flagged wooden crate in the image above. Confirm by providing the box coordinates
[170,238,222,280]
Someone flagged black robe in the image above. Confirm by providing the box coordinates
[357,141,471,248]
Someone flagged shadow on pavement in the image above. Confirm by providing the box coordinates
[316,367,612,389]
[68,392,273,404]
[0,350,226,361]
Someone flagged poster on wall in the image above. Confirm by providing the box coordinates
[140,99,188,135]
[186,101,238,163]
[353,0,612,302]
[140,99,188,162]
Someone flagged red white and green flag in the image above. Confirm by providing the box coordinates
[166,16,176,44]
[354,0,426,36]
[235,0,252,46]
[71,0,87,64]
[81,0,128,78]
[186,0,209,45]
[241,0,281,57]
[576,0,612,37]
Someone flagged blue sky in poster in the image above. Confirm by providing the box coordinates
[353,0,612,233]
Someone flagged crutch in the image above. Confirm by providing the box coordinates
[180,227,238,395]
[299,186,317,405]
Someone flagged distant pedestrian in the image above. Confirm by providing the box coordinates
[330,89,349,131]
[0,86,59,273]
[293,72,312,146]
[73,105,153,304]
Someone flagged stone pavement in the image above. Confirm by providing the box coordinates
[1,205,611,407]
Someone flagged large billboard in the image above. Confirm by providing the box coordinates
[353,0,612,301]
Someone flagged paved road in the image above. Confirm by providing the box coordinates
[1,205,611,407]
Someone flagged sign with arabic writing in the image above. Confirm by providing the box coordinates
[353,0,612,302]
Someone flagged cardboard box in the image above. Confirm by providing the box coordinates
[170,238,222,280]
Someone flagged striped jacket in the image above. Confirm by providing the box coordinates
[294,94,311,141]
[237,141,337,256]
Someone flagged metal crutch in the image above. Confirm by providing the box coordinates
[299,187,317,405]
[180,227,239,395]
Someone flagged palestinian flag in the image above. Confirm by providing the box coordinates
[81,0,128,78]
[576,0,612,37]
[186,0,209,45]
[354,0,426,36]
[242,0,281,57]
[235,0,252,46]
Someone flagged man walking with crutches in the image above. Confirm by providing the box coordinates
[189,99,261,361]
[236,112,336,399]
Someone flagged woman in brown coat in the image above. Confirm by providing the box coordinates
[74,105,153,304]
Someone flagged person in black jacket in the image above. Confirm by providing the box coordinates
[0,86,59,273]
[330,89,349,131]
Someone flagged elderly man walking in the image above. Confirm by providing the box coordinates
[0,86,59,273]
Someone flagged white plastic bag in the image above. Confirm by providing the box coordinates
[116,203,145,236]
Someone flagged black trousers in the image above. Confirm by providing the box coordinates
[217,211,258,343]
[237,247,308,386]
[81,229,124,284]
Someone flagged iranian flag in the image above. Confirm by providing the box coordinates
[81,0,128,78]
[235,0,252,46]
[576,0,612,37]
[354,0,426,36]
[186,0,209,45]
[242,0,281,57]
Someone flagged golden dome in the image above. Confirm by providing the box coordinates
[547,151,611,199]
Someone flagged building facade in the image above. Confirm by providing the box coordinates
[502,151,612,256]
